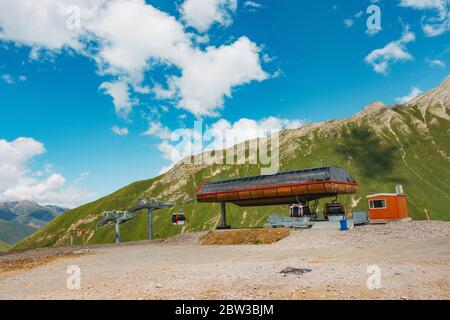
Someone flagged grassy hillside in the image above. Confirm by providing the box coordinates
[0,240,10,252]
[13,83,450,250]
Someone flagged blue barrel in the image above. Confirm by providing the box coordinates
[339,219,349,231]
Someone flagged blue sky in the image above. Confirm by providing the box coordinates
[0,0,448,206]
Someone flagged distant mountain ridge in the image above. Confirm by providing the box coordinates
[0,200,67,227]
[0,200,67,246]
[14,75,450,250]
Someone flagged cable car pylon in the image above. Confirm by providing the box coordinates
[97,210,136,245]
[97,197,195,243]
[128,197,173,240]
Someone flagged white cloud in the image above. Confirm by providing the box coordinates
[0,74,13,84]
[0,0,267,119]
[91,0,191,83]
[73,171,90,184]
[244,1,262,8]
[0,0,96,50]
[1,74,26,84]
[400,0,449,37]
[421,19,449,36]
[366,28,382,36]
[167,37,268,116]
[395,86,423,103]
[400,0,447,13]
[262,53,274,63]
[143,121,172,140]
[355,11,364,18]
[149,117,306,174]
[365,27,416,74]
[158,140,185,164]
[153,83,177,100]
[344,10,365,29]
[0,138,92,207]
[100,81,135,118]
[180,0,237,32]
[344,19,354,28]
[193,33,210,45]
[111,125,129,136]
[425,58,446,68]
[0,138,45,191]
[205,117,305,150]
[244,1,262,11]
[35,163,54,178]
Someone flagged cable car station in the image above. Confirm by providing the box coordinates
[196,166,358,229]
[97,166,360,243]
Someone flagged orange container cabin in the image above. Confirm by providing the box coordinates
[367,193,409,221]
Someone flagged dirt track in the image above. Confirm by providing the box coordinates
[0,221,449,300]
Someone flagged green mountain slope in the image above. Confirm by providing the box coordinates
[14,77,450,250]
[0,240,10,252]
[0,220,38,245]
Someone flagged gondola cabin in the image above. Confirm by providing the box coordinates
[172,210,186,226]
[324,203,346,219]
[289,203,311,217]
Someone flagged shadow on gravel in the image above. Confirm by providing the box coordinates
[280,267,312,275]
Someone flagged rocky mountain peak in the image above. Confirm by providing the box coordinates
[408,75,450,107]
[365,100,385,110]
[353,101,386,119]
[441,75,450,88]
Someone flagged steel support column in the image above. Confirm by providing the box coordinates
[217,201,231,229]
[148,208,153,240]
[114,221,120,245]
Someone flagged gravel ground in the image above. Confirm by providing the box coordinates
[0,221,449,300]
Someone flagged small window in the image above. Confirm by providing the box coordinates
[369,199,386,209]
